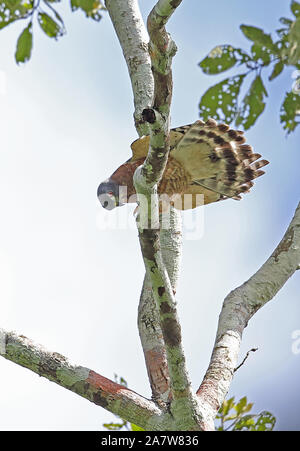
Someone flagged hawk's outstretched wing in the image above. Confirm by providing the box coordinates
[98,119,269,211]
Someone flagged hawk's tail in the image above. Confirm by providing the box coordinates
[171,118,269,201]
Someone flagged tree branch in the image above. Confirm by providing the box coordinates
[133,0,204,429]
[197,201,300,420]
[104,0,176,408]
[0,329,167,430]
[105,0,154,136]
[138,207,182,405]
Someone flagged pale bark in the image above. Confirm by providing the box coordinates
[105,0,180,406]
[138,207,182,405]
[105,0,153,136]
[132,0,204,429]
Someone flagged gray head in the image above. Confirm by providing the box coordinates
[97,180,121,210]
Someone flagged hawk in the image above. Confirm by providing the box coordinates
[97,119,269,211]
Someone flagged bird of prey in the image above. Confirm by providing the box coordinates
[97,119,269,211]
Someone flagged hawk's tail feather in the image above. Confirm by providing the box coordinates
[176,118,269,200]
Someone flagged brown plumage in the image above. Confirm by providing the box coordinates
[97,119,269,211]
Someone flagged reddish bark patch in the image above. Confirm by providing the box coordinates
[87,370,126,395]
[145,348,169,395]
[196,380,220,411]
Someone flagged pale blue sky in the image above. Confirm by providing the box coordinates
[0,0,299,430]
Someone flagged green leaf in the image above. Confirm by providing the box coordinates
[255,412,276,431]
[103,422,126,431]
[251,43,273,65]
[291,1,300,18]
[113,374,128,387]
[15,23,33,64]
[275,36,291,60]
[0,0,33,29]
[37,12,64,39]
[234,396,247,415]
[236,75,268,129]
[280,90,300,133]
[216,396,276,431]
[70,0,105,21]
[199,45,249,75]
[219,397,235,416]
[269,60,284,80]
[223,414,238,422]
[199,74,246,124]
[233,415,256,431]
[240,25,276,51]
[119,377,128,387]
[276,27,290,42]
[234,401,254,417]
[287,17,300,64]
[279,17,293,26]
[0,17,14,30]
[44,1,65,27]
[131,423,144,431]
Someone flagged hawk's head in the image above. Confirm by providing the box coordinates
[97,180,121,211]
